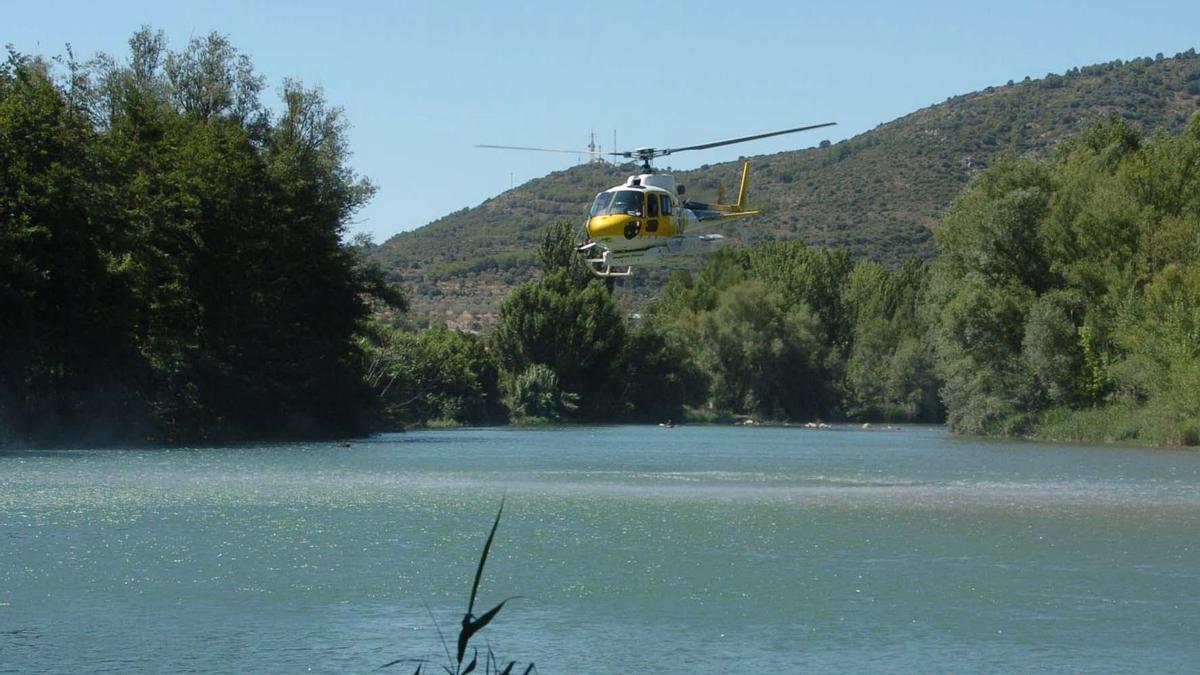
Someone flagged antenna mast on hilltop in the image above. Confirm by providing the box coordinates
[587,131,603,163]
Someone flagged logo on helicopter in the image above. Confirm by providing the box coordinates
[477,123,835,277]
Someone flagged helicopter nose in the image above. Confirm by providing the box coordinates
[587,214,639,242]
[586,215,617,241]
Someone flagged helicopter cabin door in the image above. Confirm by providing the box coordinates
[644,191,674,237]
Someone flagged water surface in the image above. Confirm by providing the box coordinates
[3,426,1198,672]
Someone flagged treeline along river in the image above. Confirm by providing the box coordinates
[6,34,1200,447]
[3,426,1199,672]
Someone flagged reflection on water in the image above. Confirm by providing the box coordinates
[2,425,1199,673]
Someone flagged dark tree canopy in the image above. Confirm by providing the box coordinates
[0,31,393,445]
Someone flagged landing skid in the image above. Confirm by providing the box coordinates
[576,242,632,276]
[577,234,726,277]
[587,260,634,277]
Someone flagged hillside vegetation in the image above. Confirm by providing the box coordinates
[371,51,1200,322]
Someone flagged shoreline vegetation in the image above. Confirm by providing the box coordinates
[367,114,1200,449]
[2,31,1197,448]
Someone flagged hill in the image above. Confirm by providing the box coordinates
[368,50,1200,325]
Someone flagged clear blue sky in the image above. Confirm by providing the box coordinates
[8,0,1200,242]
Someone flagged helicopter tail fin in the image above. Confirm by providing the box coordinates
[688,160,760,221]
[713,161,752,213]
[734,160,750,212]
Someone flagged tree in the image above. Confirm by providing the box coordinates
[927,273,1040,435]
[698,281,829,420]
[504,364,577,422]
[492,270,627,419]
[538,220,592,289]
[1022,290,1086,404]
[927,114,1200,442]
[0,50,144,442]
[364,324,502,426]
[622,317,708,422]
[1,32,397,445]
[842,259,942,421]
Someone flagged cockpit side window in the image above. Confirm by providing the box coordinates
[589,192,614,217]
[647,192,659,217]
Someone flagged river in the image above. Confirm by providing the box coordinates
[2,425,1198,673]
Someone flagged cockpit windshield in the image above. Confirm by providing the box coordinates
[590,190,643,217]
[589,192,613,217]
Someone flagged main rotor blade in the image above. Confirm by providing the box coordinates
[475,144,591,155]
[662,122,837,155]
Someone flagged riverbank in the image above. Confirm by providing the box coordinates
[1032,402,1200,448]
[398,410,1198,450]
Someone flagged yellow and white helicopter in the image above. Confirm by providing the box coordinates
[477,123,835,276]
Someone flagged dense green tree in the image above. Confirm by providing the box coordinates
[842,259,941,421]
[0,51,144,441]
[933,158,1056,294]
[929,114,1200,443]
[504,364,577,422]
[0,32,395,445]
[1113,264,1200,437]
[363,324,502,426]
[653,248,748,316]
[491,270,627,419]
[537,220,593,289]
[740,241,854,349]
[1021,290,1086,404]
[928,276,1040,434]
[650,239,942,424]
[698,281,830,420]
[622,317,708,422]
[926,157,1063,434]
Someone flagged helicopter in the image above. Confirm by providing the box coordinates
[476,123,835,276]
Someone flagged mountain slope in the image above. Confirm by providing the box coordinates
[369,51,1200,324]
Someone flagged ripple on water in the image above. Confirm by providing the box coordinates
[2,427,1200,673]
